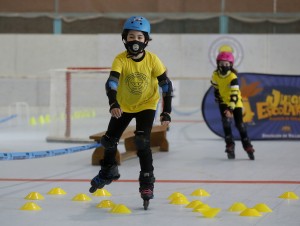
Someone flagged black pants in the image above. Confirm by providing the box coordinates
[219,104,251,148]
[103,109,156,172]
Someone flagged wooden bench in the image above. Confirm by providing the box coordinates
[89,125,169,165]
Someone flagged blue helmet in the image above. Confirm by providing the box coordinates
[123,16,151,35]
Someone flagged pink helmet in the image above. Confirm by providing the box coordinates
[216,52,234,64]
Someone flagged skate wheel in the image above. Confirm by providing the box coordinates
[89,186,97,193]
[247,152,255,160]
[227,151,235,159]
[143,200,149,210]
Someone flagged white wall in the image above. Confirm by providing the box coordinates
[1,34,299,112]
[0,34,300,78]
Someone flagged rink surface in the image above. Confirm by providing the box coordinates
[1,113,300,226]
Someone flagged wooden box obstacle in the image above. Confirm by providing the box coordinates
[89,125,169,165]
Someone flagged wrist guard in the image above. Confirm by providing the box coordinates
[109,102,120,112]
[160,112,171,122]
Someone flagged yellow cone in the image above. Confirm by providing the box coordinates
[279,191,299,199]
[47,187,67,195]
[109,204,131,214]
[167,192,185,200]
[96,200,115,208]
[20,202,41,211]
[253,203,272,212]
[239,208,262,217]
[38,115,45,125]
[92,188,112,197]
[169,196,189,205]
[72,193,92,201]
[29,117,37,126]
[228,202,247,212]
[202,208,221,218]
[186,200,203,208]
[193,203,211,213]
[44,114,51,123]
[190,188,210,197]
[25,192,44,200]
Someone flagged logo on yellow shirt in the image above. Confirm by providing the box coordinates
[125,72,148,95]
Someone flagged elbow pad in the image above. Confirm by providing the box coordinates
[105,74,119,92]
[105,71,120,105]
[229,93,238,109]
[158,73,173,97]
[230,94,238,104]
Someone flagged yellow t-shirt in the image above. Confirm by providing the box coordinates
[111,51,166,113]
[211,71,243,109]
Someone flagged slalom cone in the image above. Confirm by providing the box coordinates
[47,187,67,195]
[169,196,189,205]
[167,192,185,200]
[109,204,131,214]
[72,111,80,119]
[72,193,92,201]
[202,208,221,218]
[253,203,272,212]
[85,110,91,118]
[193,203,211,213]
[190,188,210,197]
[38,115,45,125]
[96,200,116,208]
[60,113,65,121]
[29,117,37,126]
[25,192,44,200]
[186,200,203,208]
[228,202,247,212]
[20,202,41,211]
[92,188,112,197]
[239,208,262,217]
[279,191,299,199]
[44,114,51,123]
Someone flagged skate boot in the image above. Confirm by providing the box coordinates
[225,143,235,159]
[139,171,155,210]
[89,162,120,193]
[244,145,255,160]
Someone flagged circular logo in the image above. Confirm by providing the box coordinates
[125,73,148,95]
[132,43,140,51]
[208,36,244,68]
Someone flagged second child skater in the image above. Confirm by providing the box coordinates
[89,16,173,209]
[211,51,255,160]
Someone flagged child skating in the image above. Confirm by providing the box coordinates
[211,51,255,160]
[89,16,173,209]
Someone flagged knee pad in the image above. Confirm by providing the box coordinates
[100,135,119,150]
[134,131,150,150]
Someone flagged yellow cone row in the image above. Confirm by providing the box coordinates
[167,188,299,218]
[18,188,299,217]
[29,110,97,126]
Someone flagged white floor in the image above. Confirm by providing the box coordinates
[1,114,300,226]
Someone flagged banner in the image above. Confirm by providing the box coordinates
[202,73,300,140]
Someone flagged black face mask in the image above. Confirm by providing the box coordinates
[125,41,147,56]
[218,66,231,75]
